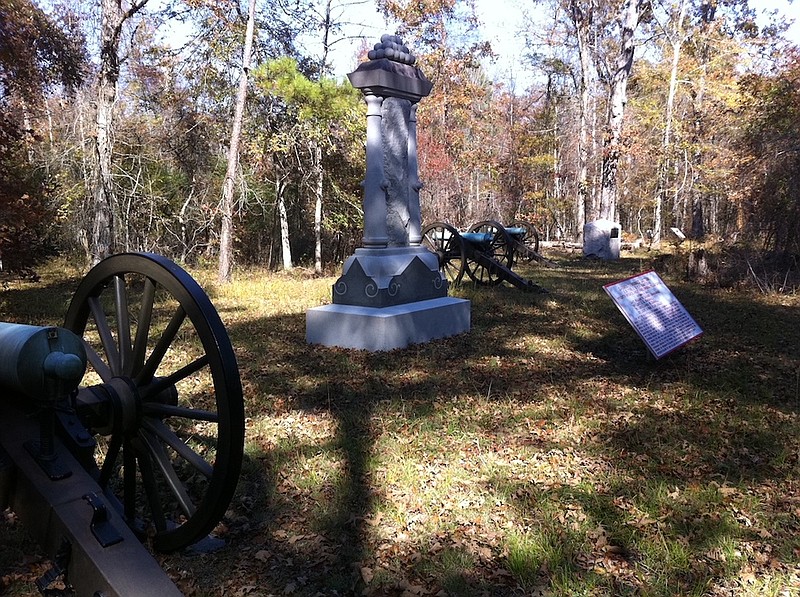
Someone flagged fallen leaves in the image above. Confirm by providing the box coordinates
[5,257,800,596]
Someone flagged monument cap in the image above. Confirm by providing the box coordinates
[348,34,432,101]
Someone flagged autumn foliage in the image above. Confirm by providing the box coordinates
[0,0,85,270]
[739,47,800,255]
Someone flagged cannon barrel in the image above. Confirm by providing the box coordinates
[0,323,87,401]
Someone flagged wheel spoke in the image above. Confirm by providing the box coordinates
[123,439,137,522]
[135,441,168,533]
[89,296,121,376]
[84,342,114,382]
[142,418,214,479]
[443,262,457,280]
[113,275,133,376]
[98,433,122,488]
[140,355,209,401]
[131,278,156,375]
[135,305,187,386]
[139,429,197,518]
[141,403,220,423]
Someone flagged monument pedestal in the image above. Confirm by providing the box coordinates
[333,247,444,306]
[306,247,470,351]
[306,297,470,351]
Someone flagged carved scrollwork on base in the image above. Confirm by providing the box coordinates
[331,255,447,307]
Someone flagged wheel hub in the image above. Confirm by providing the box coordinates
[79,377,140,436]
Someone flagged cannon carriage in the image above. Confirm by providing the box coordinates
[0,252,244,596]
[421,220,547,291]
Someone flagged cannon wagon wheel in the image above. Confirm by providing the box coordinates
[421,222,467,286]
[64,253,244,552]
[509,220,541,263]
[465,220,513,285]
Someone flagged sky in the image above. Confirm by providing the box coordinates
[325,0,800,85]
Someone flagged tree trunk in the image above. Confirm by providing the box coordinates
[218,0,256,283]
[653,0,687,245]
[690,71,706,241]
[319,0,333,76]
[552,98,562,240]
[92,0,148,265]
[599,0,644,221]
[314,143,323,274]
[570,0,593,238]
[277,178,293,270]
[689,2,717,241]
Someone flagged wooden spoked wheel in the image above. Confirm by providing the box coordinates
[64,253,244,552]
[421,222,467,286]
[509,220,541,262]
[465,220,512,285]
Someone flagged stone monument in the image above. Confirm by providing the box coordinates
[583,219,622,260]
[306,35,471,351]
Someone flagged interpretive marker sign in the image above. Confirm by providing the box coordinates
[603,270,703,359]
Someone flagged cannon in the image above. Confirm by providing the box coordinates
[421,220,547,291]
[0,252,245,596]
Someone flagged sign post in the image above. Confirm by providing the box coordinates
[603,270,703,359]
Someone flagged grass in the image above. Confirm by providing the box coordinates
[1,248,799,596]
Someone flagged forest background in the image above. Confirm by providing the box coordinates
[1,0,800,280]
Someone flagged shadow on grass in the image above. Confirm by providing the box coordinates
[0,276,85,325]
[2,253,799,595]
[209,257,798,593]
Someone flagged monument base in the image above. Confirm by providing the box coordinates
[333,247,446,307]
[306,297,470,351]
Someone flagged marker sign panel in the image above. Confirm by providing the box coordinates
[603,270,703,359]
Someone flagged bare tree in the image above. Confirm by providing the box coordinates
[308,0,380,273]
[568,0,595,236]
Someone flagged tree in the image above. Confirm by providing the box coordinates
[302,0,376,271]
[673,0,765,240]
[563,0,596,235]
[219,0,257,282]
[120,24,219,260]
[0,0,86,269]
[525,0,601,240]
[598,0,648,221]
[377,0,497,227]
[650,0,688,245]
[0,0,85,104]
[91,0,149,264]
[740,49,800,253]
[253,56,363,271]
